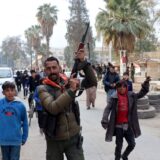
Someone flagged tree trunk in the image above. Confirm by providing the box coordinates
[46,36,50,55]
[109,42,112,62]
[35,51,39,71]
[42,56,47,66]
[31,53,33,70]
[30,47,33,70]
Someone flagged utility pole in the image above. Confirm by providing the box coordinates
[120,50,127,76]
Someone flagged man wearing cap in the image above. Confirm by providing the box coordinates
[101,77,150,160]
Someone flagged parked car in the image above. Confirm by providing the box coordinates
[0,67,15,98]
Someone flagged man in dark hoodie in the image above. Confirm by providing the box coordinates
[101,77,150,160]
[103,64,120,102]
[15,71,22,92]
[22,70,29,99]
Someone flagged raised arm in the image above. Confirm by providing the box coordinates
[136,76,151,99]
[74,49,97,88]
[38,86,75,115]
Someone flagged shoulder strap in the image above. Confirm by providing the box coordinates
[45,85,56,99]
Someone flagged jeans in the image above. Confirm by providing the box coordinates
[115,127,135,160]
[23,85,28,97]
[107,89,116,102]
[1,145,21,160]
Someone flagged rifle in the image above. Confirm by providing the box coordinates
[28,108,34,126]
[70,23,90,149]
[87,42,90,60]
[71,22,90,78]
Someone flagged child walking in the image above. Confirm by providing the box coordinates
[0,81,28,160]
[101,77,150,160]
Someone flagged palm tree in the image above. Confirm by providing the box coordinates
[155,7,160,23]
[25,25,41,69]
[141,0,157,8]
[36,3,58,54]
[95,0,150,61]
[25,28,33,68]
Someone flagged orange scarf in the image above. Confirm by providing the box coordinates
[43,73,68,92]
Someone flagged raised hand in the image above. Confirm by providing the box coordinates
[146,76,151,82]
[69,76,80,92]
[75,49,85,62]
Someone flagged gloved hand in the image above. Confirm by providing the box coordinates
[101,121,108,129]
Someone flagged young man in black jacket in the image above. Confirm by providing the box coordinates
[15,71,22,92]
[101,77,150,160]
[28,70,40,108]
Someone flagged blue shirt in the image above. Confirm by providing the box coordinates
[33,88,43,111]
[0,98,28,146]
[126,80,133,91]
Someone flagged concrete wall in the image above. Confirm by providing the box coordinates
[143,52,160,59]
[147,62,160,80]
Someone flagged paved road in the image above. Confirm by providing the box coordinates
[14,90,160,160]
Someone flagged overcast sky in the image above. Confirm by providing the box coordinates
[0,0,105,48]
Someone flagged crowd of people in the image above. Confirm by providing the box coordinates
[0,49,150,160]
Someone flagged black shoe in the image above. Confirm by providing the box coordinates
[115,157,120,160]
[87,107,90,110]
[121,155,128,160]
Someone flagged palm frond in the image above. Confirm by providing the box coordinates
[95,0,151,52]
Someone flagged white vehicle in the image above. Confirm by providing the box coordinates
[0,67,14,98]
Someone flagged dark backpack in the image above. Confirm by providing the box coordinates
[41,110,57,138]
[39,85,57,138]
